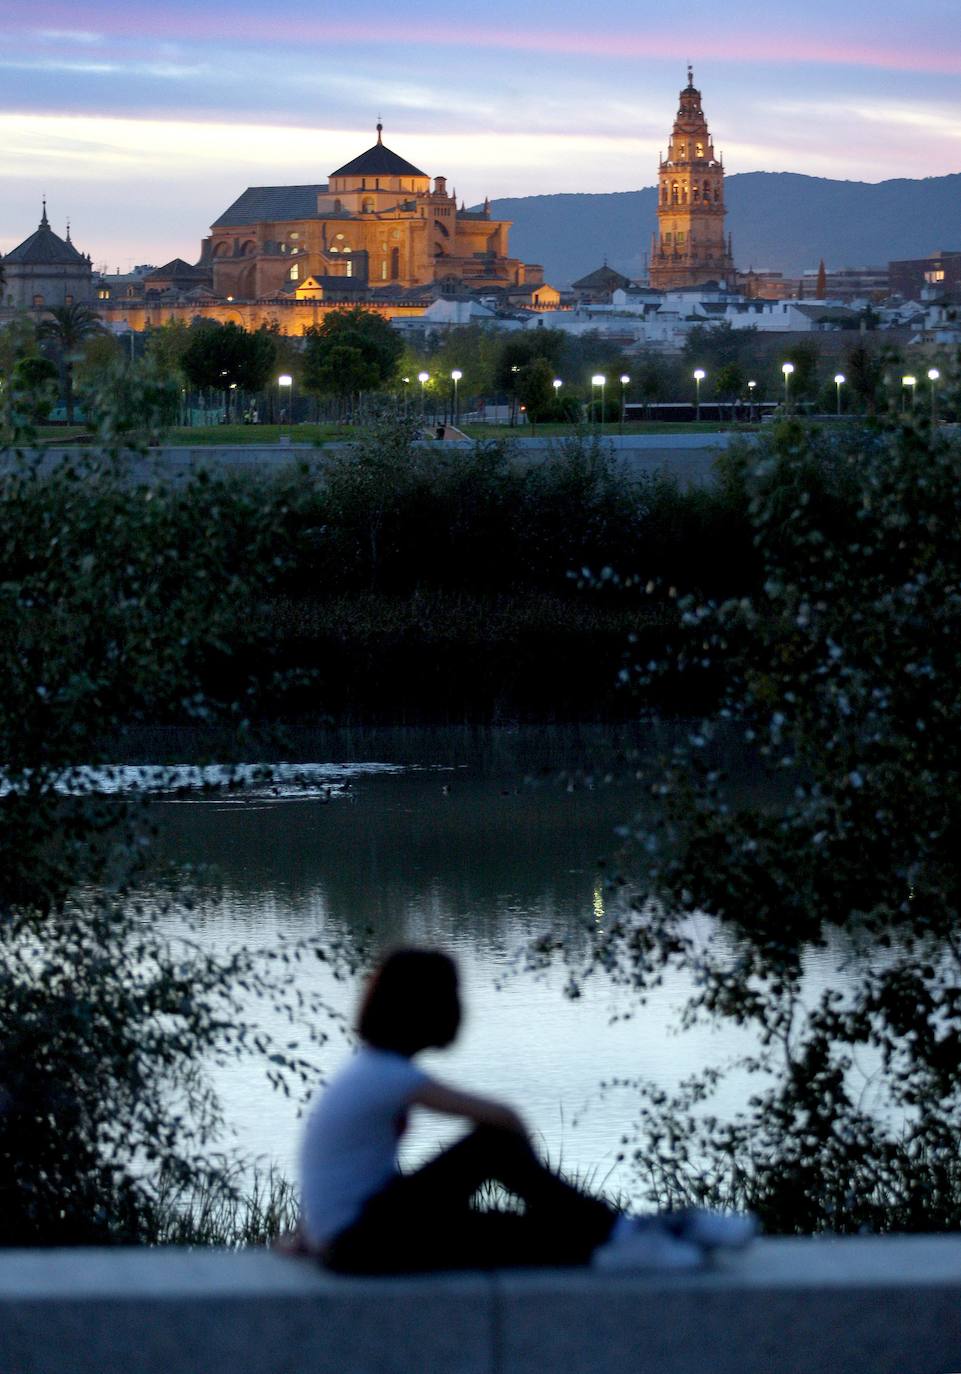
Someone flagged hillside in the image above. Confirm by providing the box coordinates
[485,172,961,287]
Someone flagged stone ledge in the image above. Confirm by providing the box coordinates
[1,1237,960,1374]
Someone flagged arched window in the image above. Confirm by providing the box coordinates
[693,186,700,202]
[682,184,688,203]
[695,142,704,158]
[289,264,299,280]
[704,180,711,201]
[661,185,668,204]
[671,182,679,204]
[390,247,400,280]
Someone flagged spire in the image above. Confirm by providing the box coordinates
[376,118,383,144]
[687,63,694,87]
[66,218,72,243]
[40,196,49,228]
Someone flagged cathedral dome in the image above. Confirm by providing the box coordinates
[330,125,427,180]
[5,205,87,266]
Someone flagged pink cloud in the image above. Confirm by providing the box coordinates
[8,4,961,77]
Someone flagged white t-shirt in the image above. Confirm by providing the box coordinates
[299,1046,430,1247]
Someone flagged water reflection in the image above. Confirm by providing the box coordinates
[137,725,841,1201]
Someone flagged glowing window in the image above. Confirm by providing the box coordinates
[289,264,299,280]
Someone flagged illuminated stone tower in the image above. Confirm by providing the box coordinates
[648,69,735,290]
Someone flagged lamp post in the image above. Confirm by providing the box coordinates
[781,361,794,411]
[693,368,705,421]
[418,371,430,421]
[450,369,462,428]
[902,374,917,413]
[278,373,293,441]
[834,372,845,416]
[927,367,940,420]
[619,373,630,434]
[591,373,606,430]
[747,379,756,422]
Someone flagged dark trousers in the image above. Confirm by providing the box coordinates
[324,1125,618,1274]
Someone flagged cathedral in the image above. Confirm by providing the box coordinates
[0,203,94,312]
[648,70,735,291]
[204,124,542,304]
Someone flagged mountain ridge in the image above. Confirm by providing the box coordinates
[483,171,961,287]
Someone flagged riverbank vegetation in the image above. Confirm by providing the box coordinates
[547,381,961,1234]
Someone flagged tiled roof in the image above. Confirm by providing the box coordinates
[4,209,87,266]
[212,186,327,228]
[571,264,633,291]
[330,137,426,180]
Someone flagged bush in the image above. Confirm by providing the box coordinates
[552,403,961,1234]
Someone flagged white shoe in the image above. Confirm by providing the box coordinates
[592,1224,703,1273]
[673,1209,757,1251]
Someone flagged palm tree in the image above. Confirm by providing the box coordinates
[38,303,103,423]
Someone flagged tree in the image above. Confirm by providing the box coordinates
[515,357,556,425]
[0,384,338,1244]
[301,309,403,412]
[780,340,821,404]
[561,411,961,1235]
[713,361,746,405]
[8,355,59,424]
[37,303,104,422]
[843,341,884,414]
[182,321,277,397]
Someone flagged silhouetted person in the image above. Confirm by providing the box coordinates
[298,947,755,1273]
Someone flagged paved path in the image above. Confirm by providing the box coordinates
[12,431,747,488]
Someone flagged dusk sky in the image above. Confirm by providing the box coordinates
[2,0,959,270]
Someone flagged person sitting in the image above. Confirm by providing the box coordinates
[298,947,755,1274]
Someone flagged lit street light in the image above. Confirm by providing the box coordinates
[591,373,606,429]
[902,374,917,413]
[693,368,705,421]
[747,379,756,421]
[278,373,293,441]
[619,373,630,433]
[418,370,430,420]
[928,367,941,420]
[450,369,462,428]
[834,372,845,416]
[781,361,794,411]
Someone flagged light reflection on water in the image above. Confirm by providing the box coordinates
[140,727,846,1203]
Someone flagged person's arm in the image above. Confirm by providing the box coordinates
[410,1078,527,1135]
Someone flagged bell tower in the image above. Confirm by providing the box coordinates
[648,69,735,290]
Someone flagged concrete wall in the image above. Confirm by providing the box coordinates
[2,1238,961,1374]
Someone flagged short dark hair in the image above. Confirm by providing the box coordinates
[357,948,461,1055]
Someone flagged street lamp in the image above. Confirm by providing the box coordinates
[278,373,293,441]
[747,379,756,421]
[619,373,630,433]
[834,373,845,416]
[591,373,606,429]
[927,367,940,420]
[902,374,917,413]
[693,368,705,421]
[418,370,430,420]
[781,361,795,410]
[450,369,462,428]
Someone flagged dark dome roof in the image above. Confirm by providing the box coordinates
[330,126,426,180]
[4,206,87,266]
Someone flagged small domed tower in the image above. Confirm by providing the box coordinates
[648,69,735,290]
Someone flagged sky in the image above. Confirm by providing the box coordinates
[1,0,960,270]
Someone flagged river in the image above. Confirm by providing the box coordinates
[140,724,842,1205]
